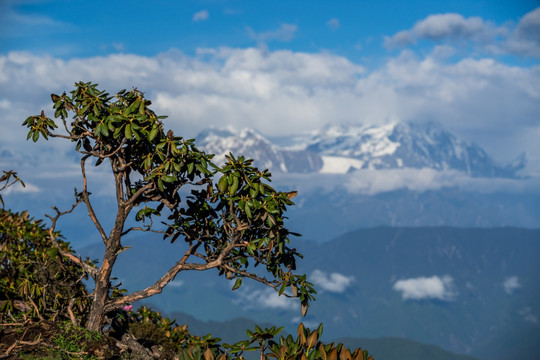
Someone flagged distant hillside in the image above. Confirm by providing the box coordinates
[79,226,540,360]
[167,311,276,344]
[159,311,481,360]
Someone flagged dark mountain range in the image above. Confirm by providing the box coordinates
[159,311,482,360]
[80,227,540,360]
[286,187,540,241]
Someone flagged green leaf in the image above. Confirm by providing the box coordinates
[245,203,252,218]
[278,281,287,296]
[81,103,91,115]
[47,248,59,258]
[113,126,123,139]
[249,185,258,198]
[100,122,109,137]
[229,176,239,195]
[32,130,39,142]
[161,175,177,183]
[148,126,159,142]
[187,162,194,175]
[124,124,132,139]
[232,278,242,291]
[135,208,145,221]
[217,176,227,193]
[139,100,145,115]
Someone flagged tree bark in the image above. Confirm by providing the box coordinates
[86,255,116,331]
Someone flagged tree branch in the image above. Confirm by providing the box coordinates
[80,155,108,244]
[121,226,166,237]
[45,203,98,278]
[220,263,295,298]
[104,241,206,311]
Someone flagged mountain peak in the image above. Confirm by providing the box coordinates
[197,128,323,173]
[196,122,524,178]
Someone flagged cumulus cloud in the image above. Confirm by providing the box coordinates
[247,24,298,43]
[393,275,456,301]
[342,169,540,195]
[310,269,354,293]
[0,46,539,176]
[326,18,340,31]
[503,276,521,294]
[505,7,540,57]
[385,13,495,48]
[385,8,540,58]
[272,168,540,198]
[193,10,209,22]
[235,288,299,310]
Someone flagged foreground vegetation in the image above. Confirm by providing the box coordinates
[1,82,373,359]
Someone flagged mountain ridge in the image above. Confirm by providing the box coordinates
[196,121,525,178]
[79,226,540,360]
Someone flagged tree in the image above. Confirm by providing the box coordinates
[22,82,316,332]
[0,208,91,324]
[0,170,90,325]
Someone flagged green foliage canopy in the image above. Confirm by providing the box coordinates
[21,82,315,331]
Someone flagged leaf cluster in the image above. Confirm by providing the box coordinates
[0,209,91,323]
[114,306,374,360]
[228,323,374,360]
[0,170,25,208]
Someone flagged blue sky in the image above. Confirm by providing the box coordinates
[1,0,540,198]
[1,0,538,62]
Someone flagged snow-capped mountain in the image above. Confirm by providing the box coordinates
[196,128,322,173]
[308,122,525,177]
[197,122,525,178]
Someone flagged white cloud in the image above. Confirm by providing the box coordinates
[235,287,299,310]
[503,276,521,294]
[310,269,354,293]
[193,10,209,22]
[112,43,125,52]
[247,24,298,43]
[0,46,539,178]
[0,5,73,38]
[326,18,340,31]
[168,279,184,288]
[385,8,540,58]
[385,13,494,47]
[505,7,540,57]
[273,168,540,198]
[1,181,39,194]
[519,307,538,324]
[393,275,456,301]
[341,168,540,195]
